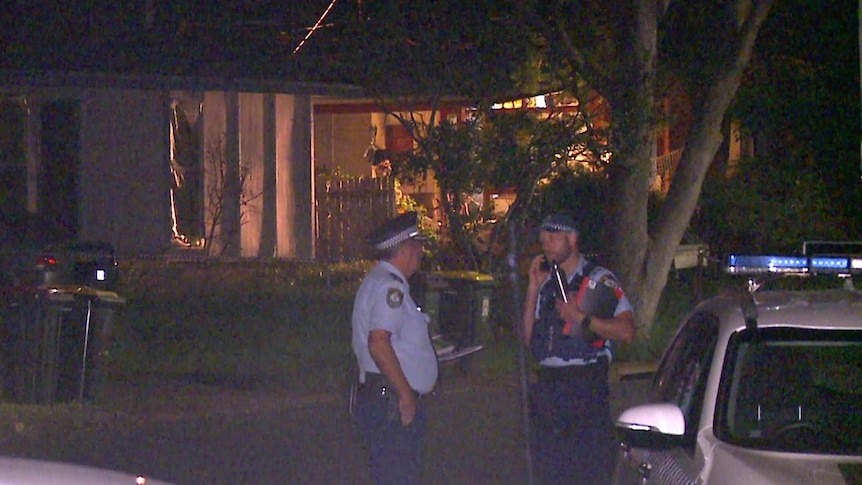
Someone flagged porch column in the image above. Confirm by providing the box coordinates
[275,94,314,259]
[223,91,241,257]
[260,93,277,257]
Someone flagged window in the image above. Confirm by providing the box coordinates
[718,327,862,454]
[653,312,720,449]
[169,100,203,248]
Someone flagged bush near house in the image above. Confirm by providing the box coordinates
[112,259,369,393]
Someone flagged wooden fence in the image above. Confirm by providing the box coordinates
[316,175,395,261]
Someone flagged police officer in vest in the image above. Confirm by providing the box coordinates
[352,211,439,485]
[522,213,636,485]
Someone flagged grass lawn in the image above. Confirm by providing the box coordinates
[107,259,718,396]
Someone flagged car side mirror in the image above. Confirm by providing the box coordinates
[615,403,686,450]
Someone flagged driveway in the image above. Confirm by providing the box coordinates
[0,370,651,484]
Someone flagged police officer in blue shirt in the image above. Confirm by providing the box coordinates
[352,211,438,485]
[522,213,636,485]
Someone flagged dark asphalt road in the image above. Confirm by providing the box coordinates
[0,374,650,485]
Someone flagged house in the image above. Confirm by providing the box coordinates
[0,2,744,262]
[0,4,398,260]
[0,68,372,260]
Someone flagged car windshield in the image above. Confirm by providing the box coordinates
[720,327,862,454]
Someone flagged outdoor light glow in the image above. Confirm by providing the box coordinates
[492,100,524,109]
[96,269,106,281]
[491,95,549,110]
[37,256,57,266]
[535,95,547,108]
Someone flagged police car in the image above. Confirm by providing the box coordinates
[0,456,174,485]
[613,245,862,485]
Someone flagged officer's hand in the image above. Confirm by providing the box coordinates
[528,255,550,290]
[399,393,418,426]
[556,294,585,337]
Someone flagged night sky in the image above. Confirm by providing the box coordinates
[1,0,359,77]
[3,0,350,46]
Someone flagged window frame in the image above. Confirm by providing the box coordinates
[651,311,721,453]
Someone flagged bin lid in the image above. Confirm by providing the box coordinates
[45,285,126,304]
[432,270,494,283]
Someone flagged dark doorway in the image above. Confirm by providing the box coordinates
[40,101,80,242]
[0,99,26,222]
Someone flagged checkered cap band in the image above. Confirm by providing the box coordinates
[545,222,573,232]
[540,214,577,233]
[373,225,420,250]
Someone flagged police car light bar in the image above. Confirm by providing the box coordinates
[727,254,862,276]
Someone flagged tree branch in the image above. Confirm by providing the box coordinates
[550,16,619,97]
[658,0,673,20]
[651,0,775,265]
[728,0,775,76]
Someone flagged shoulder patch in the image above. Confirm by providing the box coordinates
[597,274,619,289]
[386,287,404,308]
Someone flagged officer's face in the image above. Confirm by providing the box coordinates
[539,230,577,265]
[401,239,424,277]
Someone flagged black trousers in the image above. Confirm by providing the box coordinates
[530,360,614,485]
[354,373,426,485]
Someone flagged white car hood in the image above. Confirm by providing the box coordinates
[707,441,862,485]
[0,456,175,485]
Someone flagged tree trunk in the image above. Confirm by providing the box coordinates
[607,0,775,338]
[604,0,658,331]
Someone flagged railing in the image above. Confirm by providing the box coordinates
[653,149,683,193]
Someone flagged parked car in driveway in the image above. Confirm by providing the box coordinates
[0,218,119,291]
[1,219,121,403]
[613,249,862,485]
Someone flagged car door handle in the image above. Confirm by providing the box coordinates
[637,461,651,480]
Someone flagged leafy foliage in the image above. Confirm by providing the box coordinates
[529,167,611,256]
[322,1,856,336]
[329,0,528,103]
[727,0,861,240]
[387,107,605,273]
[694,155,845,256]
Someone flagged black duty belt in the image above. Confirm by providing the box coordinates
[359,372,421,399]
[539,357,609,380]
